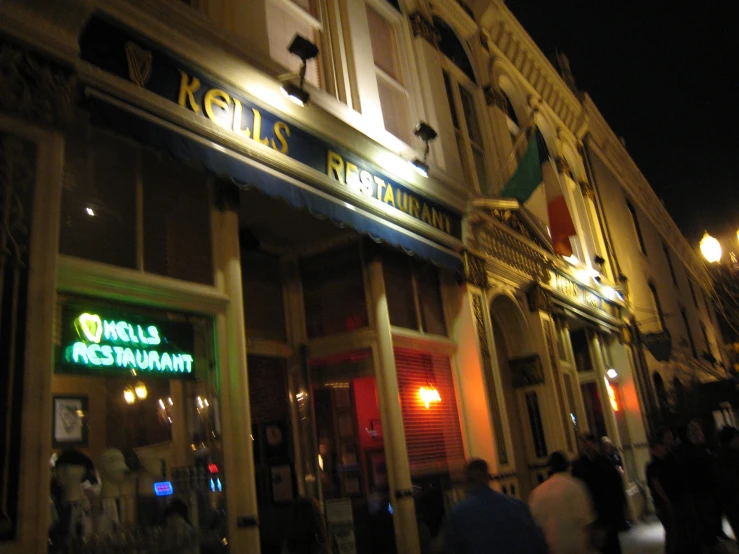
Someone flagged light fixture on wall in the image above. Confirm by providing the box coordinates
[419,386,441,409]
[409,121,438,178]
[593,254,606,268]
[606,368,619,380]
[280,34,319,107]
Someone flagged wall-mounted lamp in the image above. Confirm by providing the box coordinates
[594,254,606,268]
[606,368,619,380]
[419,386,441,409]
[409,121,438,178]
[280,34,319,107]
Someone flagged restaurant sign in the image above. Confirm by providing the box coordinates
[549,270,620,319]
[79,15,461,239]
[57,303,196,378]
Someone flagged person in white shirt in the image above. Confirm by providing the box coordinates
[528,451,596,554]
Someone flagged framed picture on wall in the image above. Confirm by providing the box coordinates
[263,420,289,461]
[270,464,294,503]
[52,395,88,448]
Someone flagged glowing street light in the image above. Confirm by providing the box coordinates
[700,232,722,263]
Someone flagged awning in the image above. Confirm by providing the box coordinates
[84,89,464,272]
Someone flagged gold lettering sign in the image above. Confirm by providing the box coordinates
[326,150,453,235]
[177,70,292,155]
[555,274,579,299]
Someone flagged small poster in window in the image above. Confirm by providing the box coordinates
[270,464,294,503]
[263,420,289,461]
[53,396,88,447]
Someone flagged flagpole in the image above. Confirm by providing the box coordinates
[488,112,537,195]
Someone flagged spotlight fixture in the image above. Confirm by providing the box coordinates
[280,34,319,107]
[594,254,606,267]
[409,121,438,178]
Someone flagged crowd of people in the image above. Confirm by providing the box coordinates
[646,420,739,554]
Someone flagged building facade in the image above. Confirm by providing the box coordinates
[0,0,718,553]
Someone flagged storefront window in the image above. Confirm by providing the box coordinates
[49,296,227,553]
[581,381,607,439]
[302,245,368,338]
[242,251,287,342]
[570,328,593,372]
[60,117,213,284]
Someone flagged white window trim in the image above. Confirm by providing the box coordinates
[268,0,324,31]
[375,65,409,97]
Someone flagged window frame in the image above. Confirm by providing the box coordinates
[647,282,665,331]
[662,242,678,287]
[680,306,698,358]
[625,199,647,256]
[441,65,488,192]
[365,0,413,143]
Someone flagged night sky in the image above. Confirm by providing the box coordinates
[504,1,739,248]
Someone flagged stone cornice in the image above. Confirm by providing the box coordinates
[481,3,586,138]
[582,94,711,291]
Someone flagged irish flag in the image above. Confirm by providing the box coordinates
[500,130,577,256]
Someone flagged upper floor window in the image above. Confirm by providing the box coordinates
[662,242,678,287]
[366,3,410,143]
[501,90,521,146]
[626,199,647,256]
[648,282,665,330]
[700,321,710,351]
[687,278,698,308]
[442,70,487,192]
[680,307,698,358]
[265,0,323,88]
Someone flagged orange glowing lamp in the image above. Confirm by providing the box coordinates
[419,386,441,409]
[605,379,619,412]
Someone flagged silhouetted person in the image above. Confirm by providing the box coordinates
[163,499,199,554]
[572,434,626,554]
[444,459,547,554]
[646,434,678,554]
[715,426,739,541]
[529,451,596,554]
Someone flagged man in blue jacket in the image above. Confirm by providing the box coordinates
[444,459,548,554]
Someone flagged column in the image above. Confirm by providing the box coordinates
[211,189,260,553]
[367,257,421,554]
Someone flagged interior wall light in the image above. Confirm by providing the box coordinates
[280,34,319,107]
[594,255,606,268]
[409,121,438,178]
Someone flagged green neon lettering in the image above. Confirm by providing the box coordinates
[88,344,102,366]
[103,320,118,341]
[183,355,193,373]
[147,326,160,346]
[72,342,89,364]
[122,348,135,368]
[136,325,150,345]
[113,346,125,365]
[100,345,114,366]
[136,349,149,370]
[161,353,173,372]
[128,324,139,344]
[173,354,183,372]
[149,351,161,370]
[116,322,130,342]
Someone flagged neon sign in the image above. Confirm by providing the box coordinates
[154,482,174,496]
[59,304,195,378]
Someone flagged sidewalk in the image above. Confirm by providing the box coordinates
[620,517,738,554]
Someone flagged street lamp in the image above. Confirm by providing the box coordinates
[700,232,722,263]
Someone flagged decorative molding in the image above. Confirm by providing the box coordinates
[555,157,572,178]
[526,283,552,313]
[462,250,488,289]
[621,325,633,346]
[479,30,490,53]
[472,293,508,465]
[509,353,544,388]
[0,40,74,128]
[579,180,595,200]
[544,320,558,371]
[483,84,507,110]
[409,12,438,46]
[487,208,550,252]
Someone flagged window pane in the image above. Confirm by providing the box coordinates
[525,392,548,458]
[242,251,286,341]
[458,86,482,145]
[301,245,368,338]
[377,78,410,144]
[442,71,459,129]
[366,5,401,82]
[265,1,321,88]
[142,151,213,284]
[60,121,137,268]
[570,328,593,372]
[472,146,487,191]
[416,264,446,336]
[382,253,417,329]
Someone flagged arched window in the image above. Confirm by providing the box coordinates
[435,16,487,192]
[433,16,476,83]
[648,282,665,330]
[625,199,647,256]
[653,372,669,409]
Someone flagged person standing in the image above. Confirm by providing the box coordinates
[646,436,678,554]
[444,459,547,554]
[572,434,626,554]
[715,426,739,541]
[529,451,596,554]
